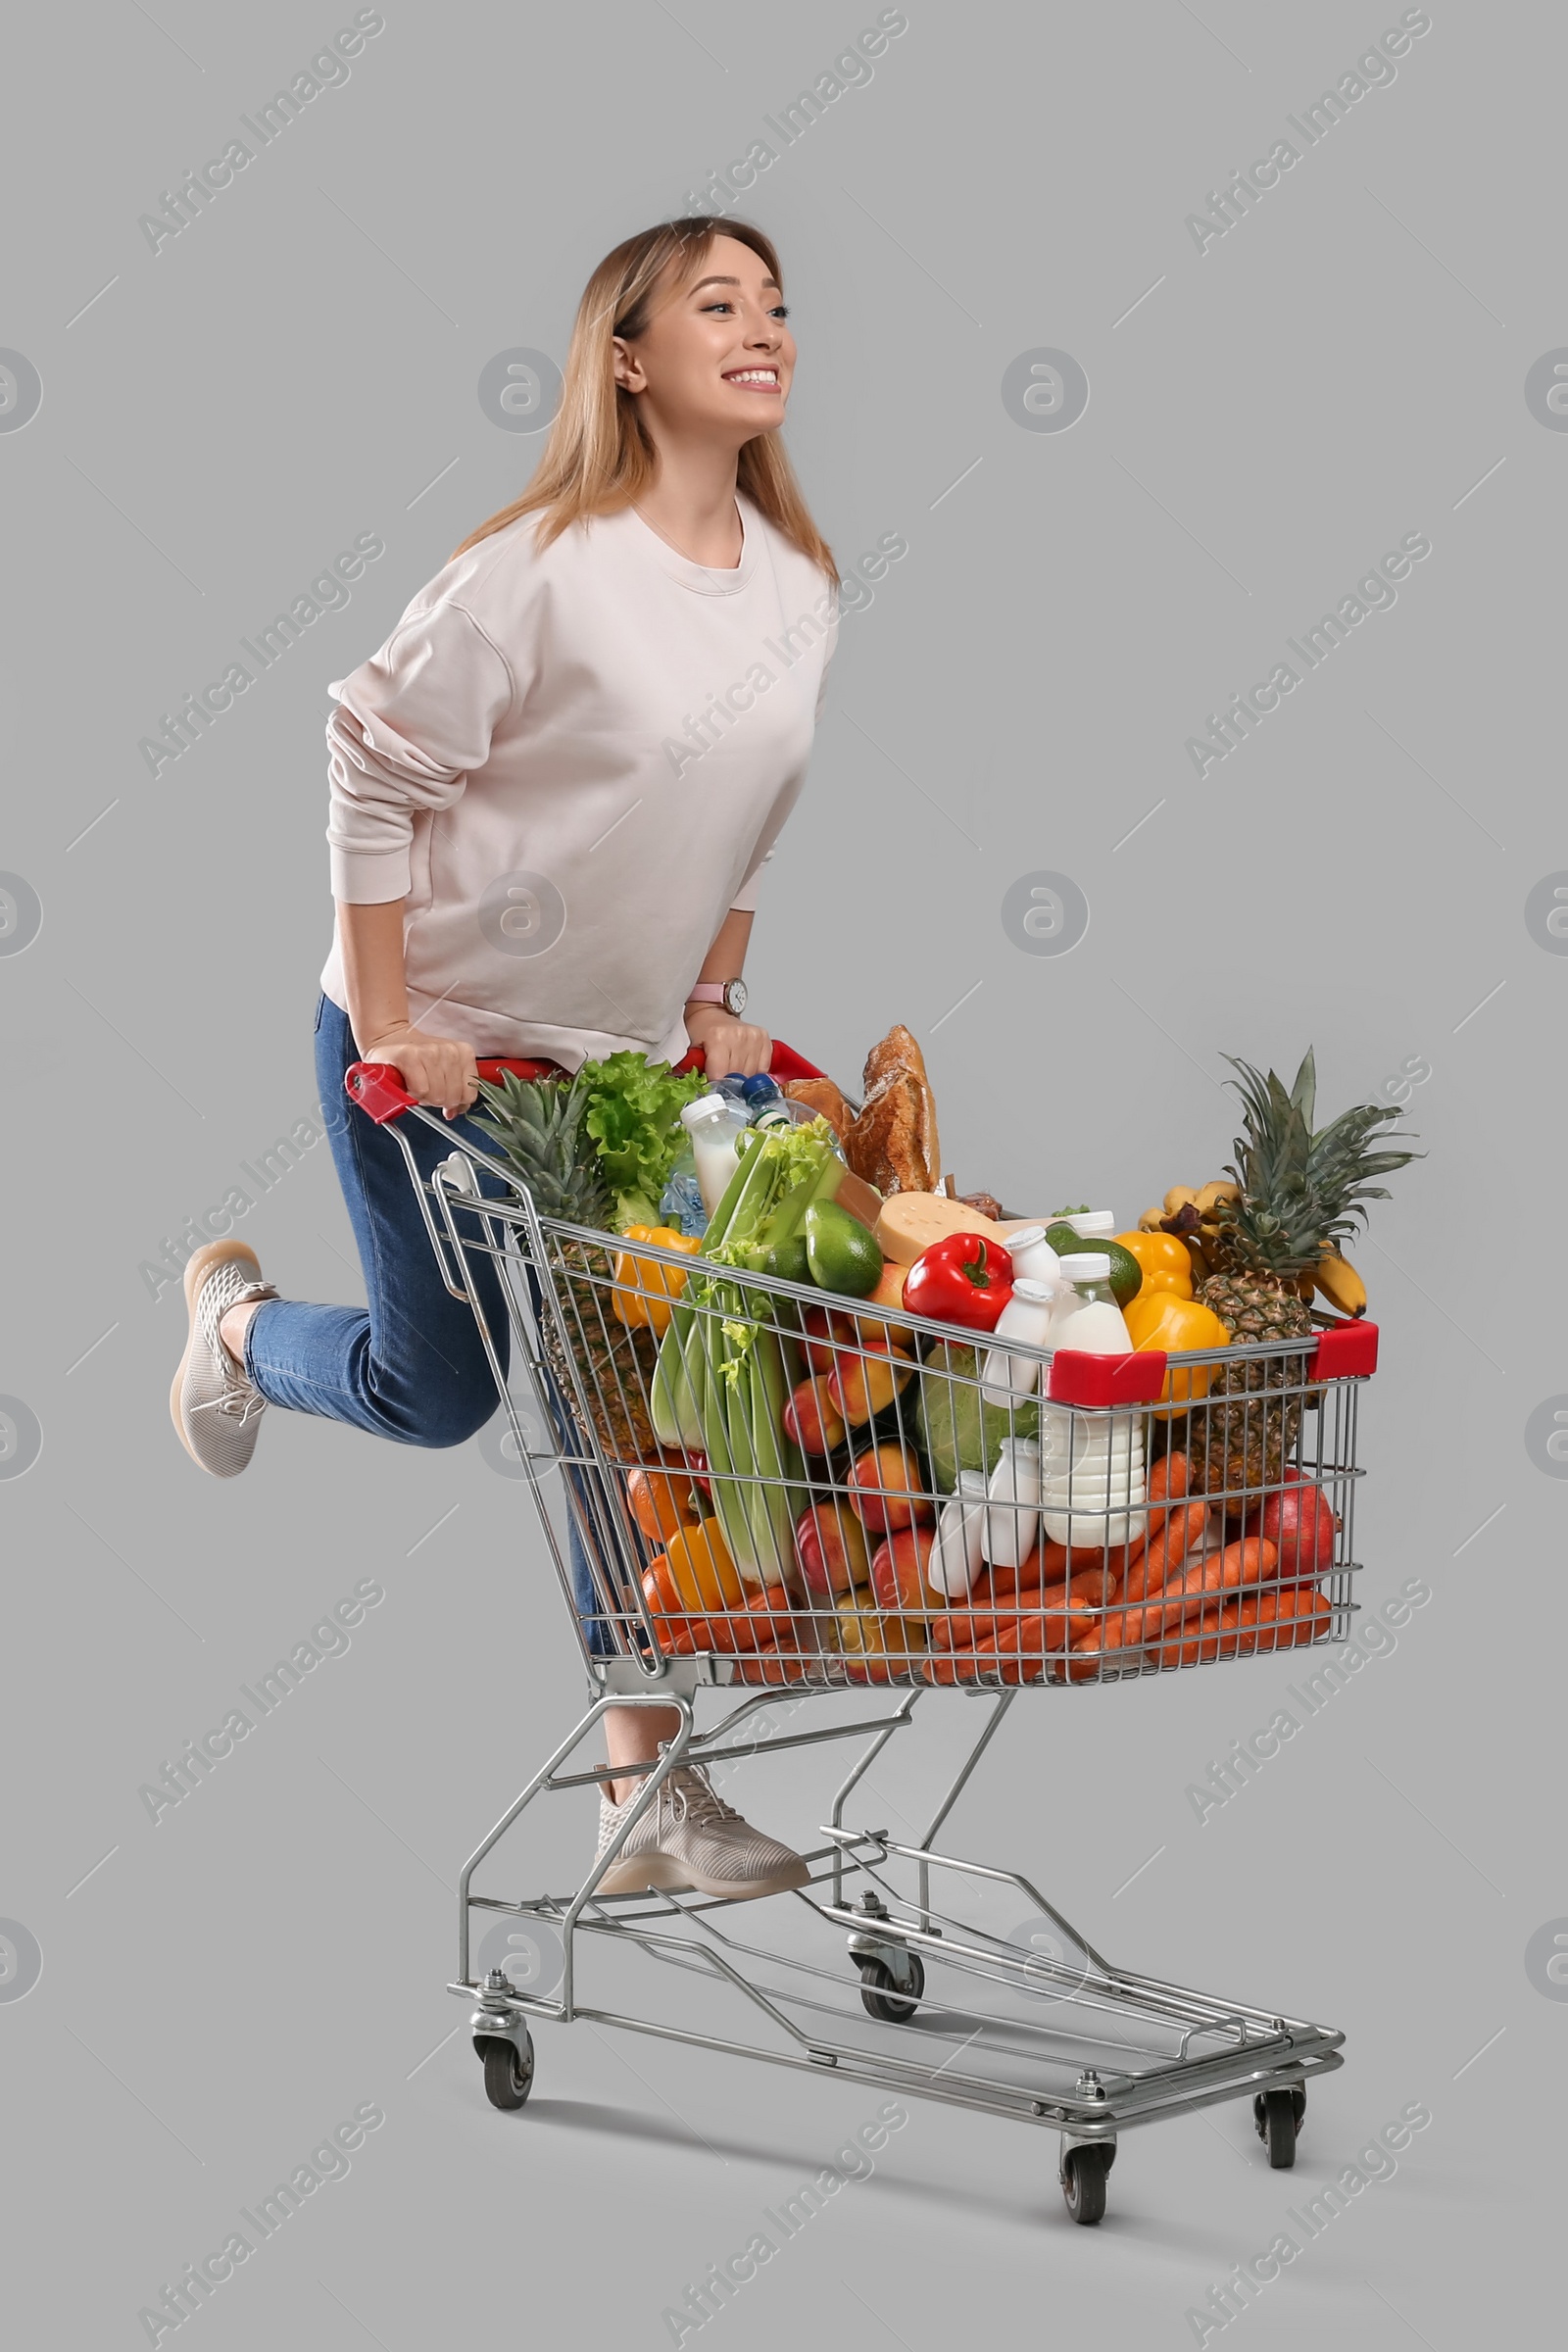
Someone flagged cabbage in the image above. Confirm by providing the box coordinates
[914,1342,1040,1493]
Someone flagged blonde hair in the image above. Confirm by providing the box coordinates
[452,218,836,582]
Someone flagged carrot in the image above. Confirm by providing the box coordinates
[925,1642,1005,1686]
[735,1641,804,1685]
[967,1559,1047,1607]
[1146,1600,1227,1669]
[927,1577,1103,1655]
[1119,1499,1209,1606]
[1151,1450,1191,1505]
[1212,1584,1330,1657]
[978,1623,1049,1686]
[1068,1535,1276,1676]
[1116,1450,1192,1573]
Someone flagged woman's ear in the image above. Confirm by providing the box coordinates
[612,336,644,395]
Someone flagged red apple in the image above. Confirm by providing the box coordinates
[1247,1473,1339,1580]
[782,1375,847,1457]
[795,1500,871,1601]
[848,1442,935,1533]
[869,1527,945,1620]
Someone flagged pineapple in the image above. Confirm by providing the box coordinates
[1188,1050,1418,1500]
[469,1070,658,1461]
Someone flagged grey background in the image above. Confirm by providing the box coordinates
[1,0,1559,2342]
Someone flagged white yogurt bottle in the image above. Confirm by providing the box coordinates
[998,1224,1061,1286]
[1060,1209,1117,1241]
[982,1437,1042,1570]
[980,1278,1056,1407]
[929,1469,990,1598]
[1038,1256,1148,1548]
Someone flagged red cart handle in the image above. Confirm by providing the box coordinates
[345,1040,828,1126]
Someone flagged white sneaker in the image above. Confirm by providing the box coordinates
[593,1763,811,1901]
[170,1241,279,1478]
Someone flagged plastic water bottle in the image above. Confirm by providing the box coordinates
[659,1140,708,1238]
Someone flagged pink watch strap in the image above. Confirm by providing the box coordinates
[685,983,725,1004]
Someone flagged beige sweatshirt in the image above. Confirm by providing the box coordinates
[319,494,838,1066]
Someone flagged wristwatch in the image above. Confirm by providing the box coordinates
[686,979,749,1017]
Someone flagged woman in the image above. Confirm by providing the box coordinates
[169,217,839,1901]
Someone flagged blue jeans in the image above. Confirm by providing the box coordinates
[246,996,616,1646]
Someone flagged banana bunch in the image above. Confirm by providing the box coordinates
[1310,1250,1367,1317]
[1137,1182,1240,1279]
[1138,1183,1368,1314]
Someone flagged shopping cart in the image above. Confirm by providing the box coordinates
[347,1056,1373,2223]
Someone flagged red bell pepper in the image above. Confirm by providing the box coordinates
[903,1233,1014,1333]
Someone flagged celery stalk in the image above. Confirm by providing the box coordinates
[744,1332,807,1587]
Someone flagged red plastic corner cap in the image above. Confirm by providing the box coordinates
[344,1060,417,1125]
[1308,1319,1379,1380]
[1047,1348,1168,1408]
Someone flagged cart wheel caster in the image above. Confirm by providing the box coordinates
[478,2031,534,2111]
[1253,2086,1300,2168]
[1061,2144,1109,2225]
[858,1953,924,2023]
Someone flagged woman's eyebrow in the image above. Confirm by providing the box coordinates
[689,274,782,294]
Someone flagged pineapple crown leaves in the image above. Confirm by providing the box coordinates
[1214,1048,1422,1275]
[467,1068,612,1225]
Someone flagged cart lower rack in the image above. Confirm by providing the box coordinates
[349,1058,1367,2221]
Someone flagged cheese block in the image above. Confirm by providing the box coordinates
[873,1192,1008,1264]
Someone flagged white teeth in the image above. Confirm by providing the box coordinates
[725,370,777,384]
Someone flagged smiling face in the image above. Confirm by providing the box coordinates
[612,233,795,450]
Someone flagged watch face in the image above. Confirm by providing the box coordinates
[723,979,748,1017]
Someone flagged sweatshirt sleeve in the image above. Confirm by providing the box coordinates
[325,599,516,904]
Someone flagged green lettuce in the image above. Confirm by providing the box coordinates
[577,1051,709,1231]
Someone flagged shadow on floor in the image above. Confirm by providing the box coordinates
[518,2096,1258,2258]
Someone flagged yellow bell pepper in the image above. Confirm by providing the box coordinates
[612,1224,701,1337]
[1123,1290,1231,1417]
[1115,1230,1194,1299]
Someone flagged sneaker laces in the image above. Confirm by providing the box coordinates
[190,1272,277,1424]
[662,1764,740,1831]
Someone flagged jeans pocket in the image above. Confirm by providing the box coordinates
[314,991,327,1034]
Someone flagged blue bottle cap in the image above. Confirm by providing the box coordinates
[739,1073,781,1104]
[712,1073,750,1102]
